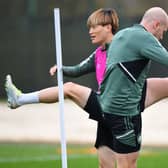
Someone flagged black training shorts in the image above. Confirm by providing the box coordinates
[95,113,142,153]
[84,91,142,153]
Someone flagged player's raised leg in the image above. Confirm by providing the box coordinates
[39,81,92,108]
[5,74,91,109]
[145,78,168,108]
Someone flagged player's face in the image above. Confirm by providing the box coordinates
[89,24,111,45]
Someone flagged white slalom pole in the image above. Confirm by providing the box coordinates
[54,8,68,168]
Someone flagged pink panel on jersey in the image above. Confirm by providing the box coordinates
[95,46,107,89]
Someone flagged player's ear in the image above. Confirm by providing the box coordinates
[105,24,112,32]
[153,20,160,29]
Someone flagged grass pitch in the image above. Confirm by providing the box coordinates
[0,143,168,168]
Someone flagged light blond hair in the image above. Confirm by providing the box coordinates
[87,8,119,34]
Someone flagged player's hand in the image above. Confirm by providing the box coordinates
[49,65,57,76]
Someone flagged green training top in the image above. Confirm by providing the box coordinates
[62,51,95,77]
[98,24,168,116]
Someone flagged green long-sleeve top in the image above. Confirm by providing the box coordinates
[98,24,168,116]
[62,51,95,77]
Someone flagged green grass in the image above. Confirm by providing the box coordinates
[138,147,168,168]
[0,143,98,168]
[0,143,168,168]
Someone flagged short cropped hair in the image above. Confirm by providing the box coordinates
[87,8,119,34]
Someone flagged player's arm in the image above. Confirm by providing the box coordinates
[141,35,168,65]
[49,52,96,77]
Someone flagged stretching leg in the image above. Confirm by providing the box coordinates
[5,75,92,109]
[145,78,168,108]
[39,82,91,108]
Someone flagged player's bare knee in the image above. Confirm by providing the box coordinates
[63,82,76,97]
